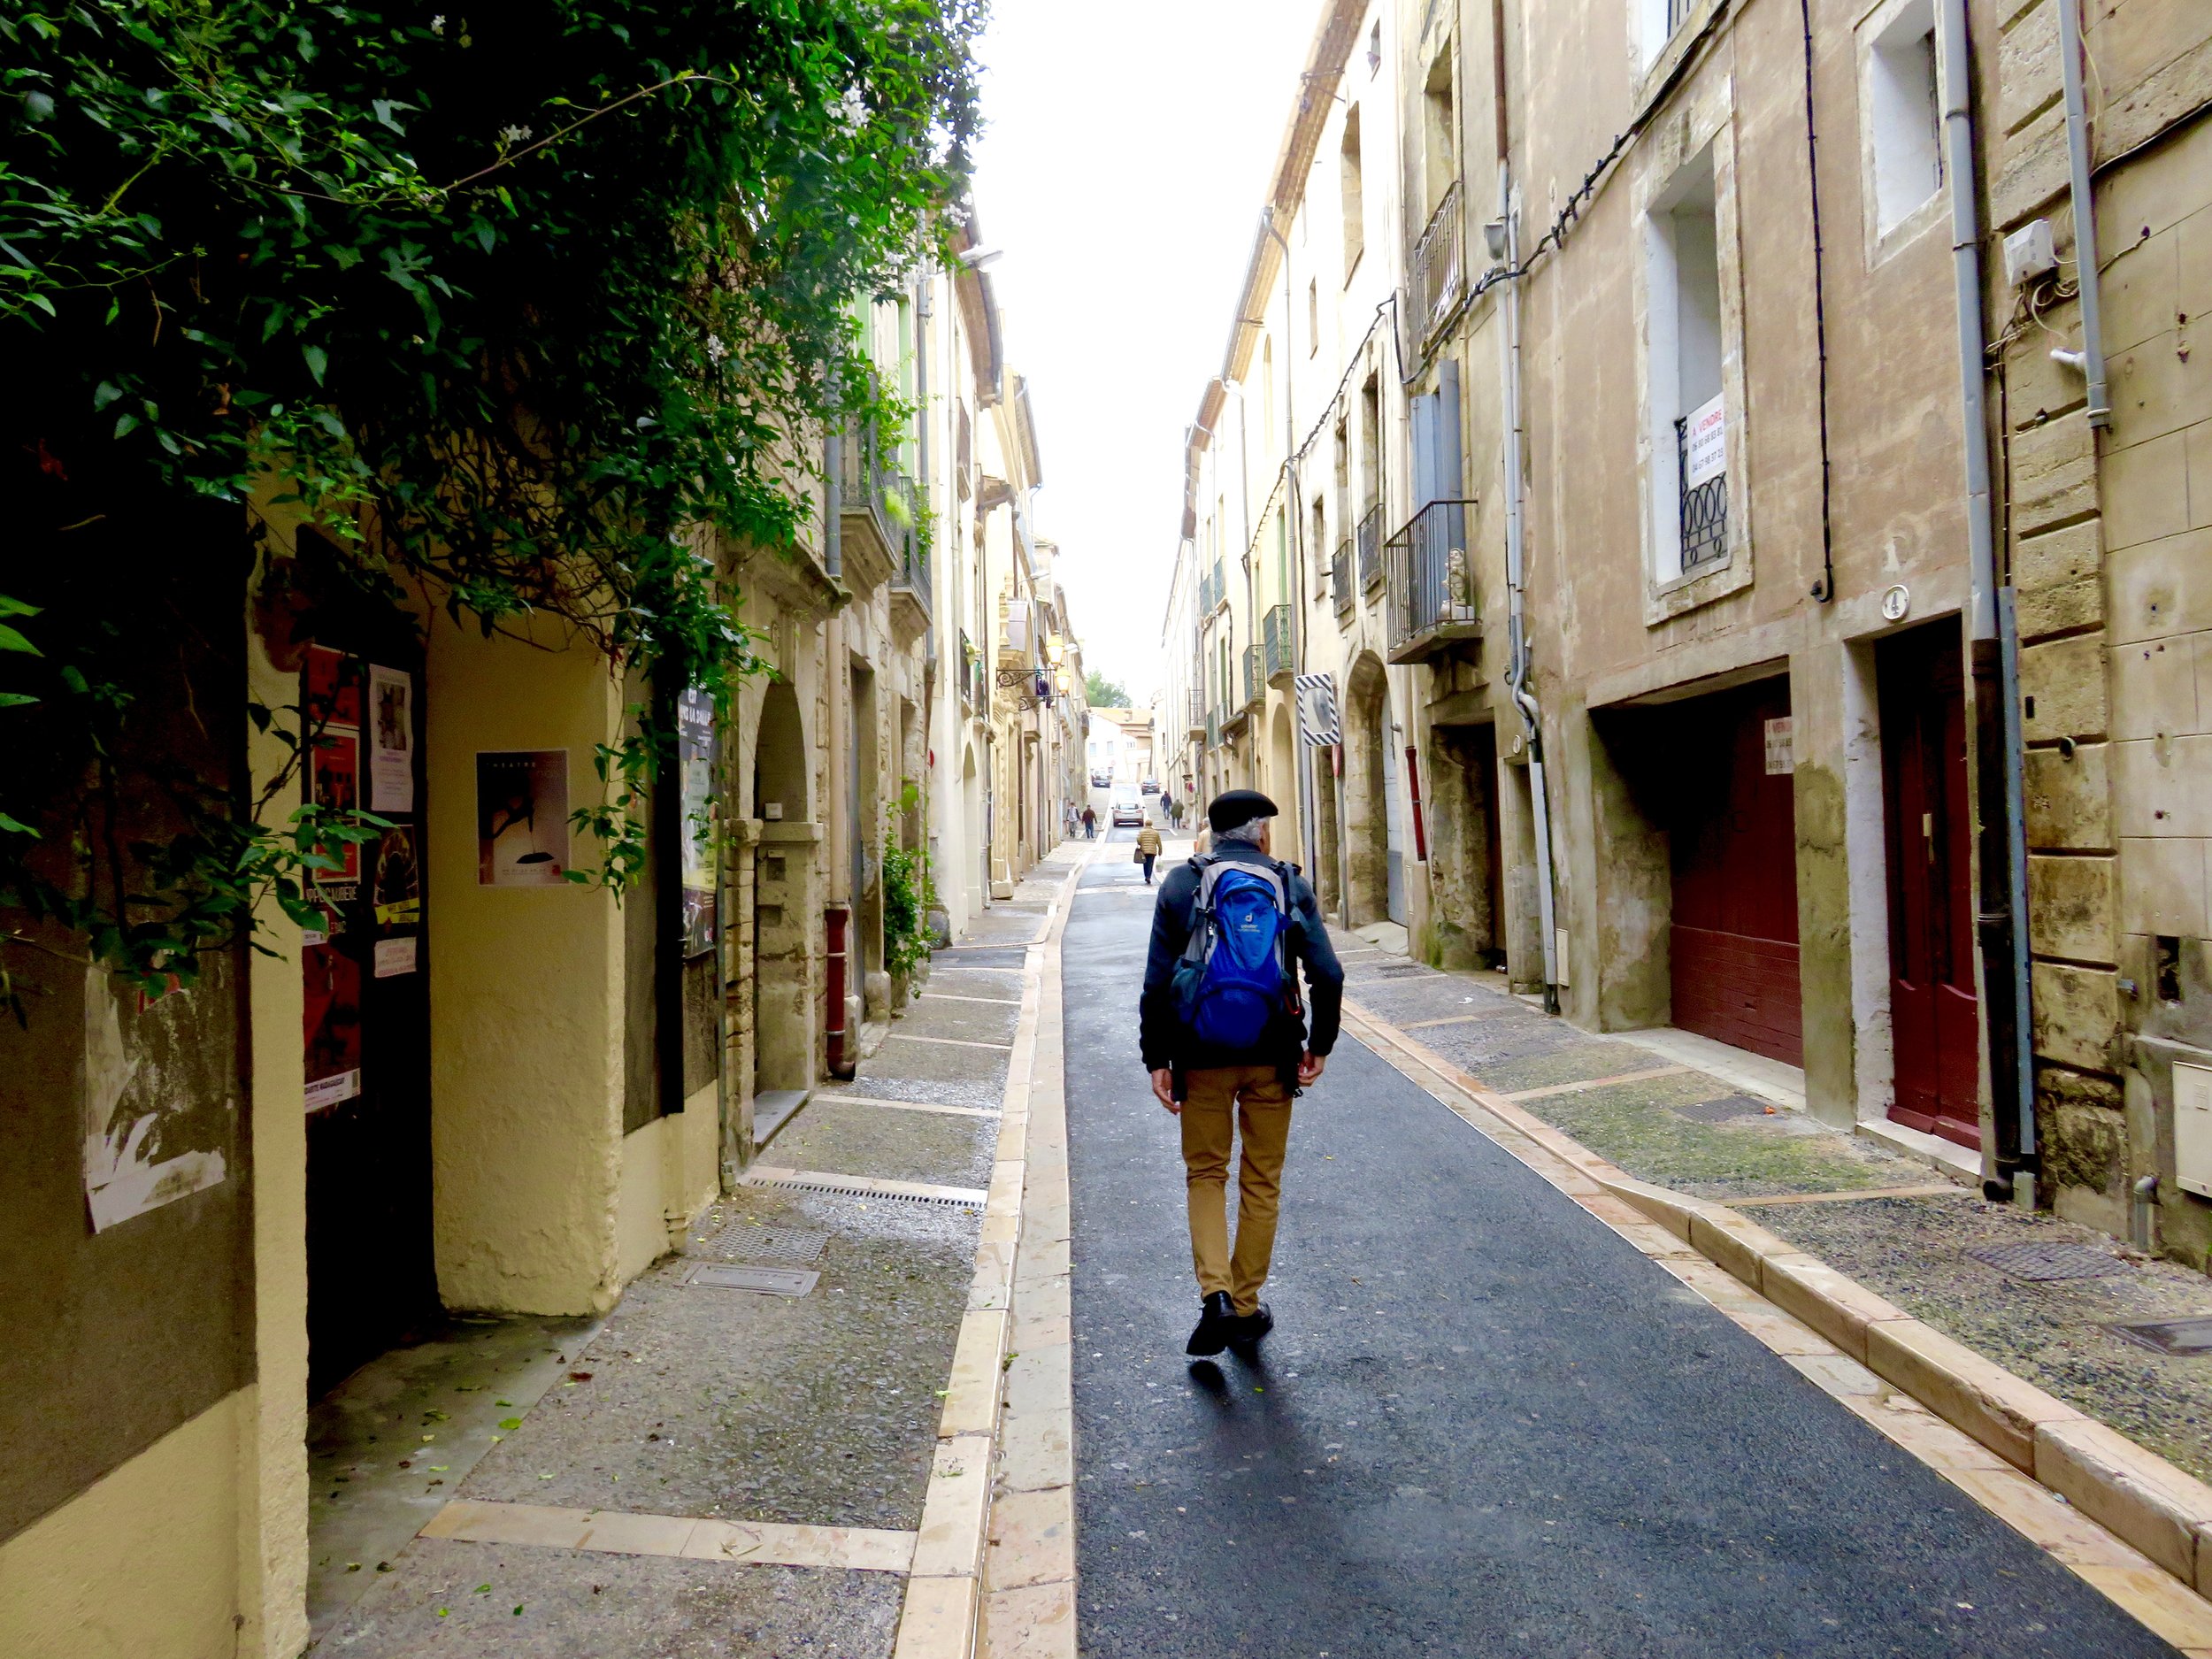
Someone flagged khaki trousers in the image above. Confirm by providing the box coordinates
[1179,1064,1294,1316]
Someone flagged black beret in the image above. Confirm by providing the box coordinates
[1207,789,1279,833]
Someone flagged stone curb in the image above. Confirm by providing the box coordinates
[893,846,1092,1659]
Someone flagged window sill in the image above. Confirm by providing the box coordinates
[1644,541,1754,626]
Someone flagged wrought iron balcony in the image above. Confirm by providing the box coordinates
[1332,535,1355,620]
[958,630,978,710]
[1241,644,1263,710]
[1675,407,1728,572]
[1263,603,1294,682]
[1385,498,1482,665]
[837,429,906,591]
[1357,503,1385,594]
[1187,687,1207,739]
[887,473,930,641]
[1408,180,1464,345]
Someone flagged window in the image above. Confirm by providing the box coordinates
[1340,106,1365,273]
[1865,0,1941,237]
[1309,278,1319,354]
[1263,338,1275,458]
[1368,19,1382,74]
[1645,144,1726,583]
[1422,51,1456,221]
[1639,0,1695,69]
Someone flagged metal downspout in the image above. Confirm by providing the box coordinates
[2055,0,2110,429]
[1496,165,1560,1013]
[1938,0,2038,1183]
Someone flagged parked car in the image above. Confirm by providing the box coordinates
[1110,792,1144,827]
[1140,778,1160,794]
[1091,768,1111,787]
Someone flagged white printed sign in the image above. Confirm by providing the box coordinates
[1685,393,1726,489]
[367,664,415,811]
[373,936,419,979]
[1764,717,1795,776]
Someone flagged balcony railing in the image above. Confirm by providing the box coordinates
[1385,499,1482,664]
[959,630,978,710]
[1676,404,1728,572]
[1187,687,1207,738]
[1241,644,1263,710]
[1357,503,1384,594]
[1263,603,1294,681]
[837,428,906,588]
[887,472,930,637]
[1408,180,1464,344]
[1332,536,1355,620]
[1206,705,1221,749]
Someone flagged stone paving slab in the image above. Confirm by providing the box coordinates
[320,1537,902,1657]
[772,1098,1001,1192]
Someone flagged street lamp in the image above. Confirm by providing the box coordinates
[1045,633,1064,667]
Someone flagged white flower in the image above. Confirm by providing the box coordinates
[705,334,727,364]
[499,124,534,146]
[430,13,445,33]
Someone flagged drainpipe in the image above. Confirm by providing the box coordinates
[2055,0,2110,430]
[1496,165,1560,1014]
[1938,0,2037,1194]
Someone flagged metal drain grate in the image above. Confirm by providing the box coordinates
[2109,1317,2212,1356]
[684,1263,819,1296]
[749,1175,986,1209]
[1371,964,1434,978]
[1670,1094,1770,1124]
[1964,1240,2125,1282]
[691,1223,829,1264]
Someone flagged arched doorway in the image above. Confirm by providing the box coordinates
[1343,652,1401,926]
[962,740,984,918]
[750,680,815,1110]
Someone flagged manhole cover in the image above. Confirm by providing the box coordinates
[2110,1317,2212,1356]
[1964,1241,2124,1282]
[692,1223,829,1264]
[1670,1094,1770,1124]
[685,1263,819,1297]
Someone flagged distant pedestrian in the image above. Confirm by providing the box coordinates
[1135,817,1162,886]
[1081,804,1097,839]
[1139,789,1343,1356]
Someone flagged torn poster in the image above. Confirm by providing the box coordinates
[81,964,230,1233]
[367,663,416,811]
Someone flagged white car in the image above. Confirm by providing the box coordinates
[1110,794,1144,827]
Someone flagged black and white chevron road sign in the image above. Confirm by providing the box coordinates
[1294,672,1341,746]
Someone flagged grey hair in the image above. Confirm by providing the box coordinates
[1215,816,1272,847]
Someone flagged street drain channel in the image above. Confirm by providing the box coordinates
[748,1174,987,1209]
[1963,1240,2127,1282]
[683,1263,820,1297]
[2109,1317,2212,1356]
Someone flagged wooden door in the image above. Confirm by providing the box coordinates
[1669,679,1802,1065]
[301,586,435,1395]
[1878,620,1980,1147]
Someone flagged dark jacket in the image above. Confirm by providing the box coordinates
[1139,843,1345,1078]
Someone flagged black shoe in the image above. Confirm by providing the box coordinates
[1226,1303,1274,1349]
[1186,1291,1236,1356]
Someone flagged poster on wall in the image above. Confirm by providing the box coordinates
[367,663,416,811]
[373,824,421,927]
[310,728,362,888]
[81,964,232,1232]
[303,643,362,731]
[677,687,718,958]
[302,943,363,1110]
[477,749,570,885]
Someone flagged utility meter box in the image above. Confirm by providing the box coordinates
[2177,1061,2212,1199]
[2004,219,2058,289]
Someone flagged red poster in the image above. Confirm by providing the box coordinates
[303,643,362,731]
[310,730,362,886]
[302,942,362,1111]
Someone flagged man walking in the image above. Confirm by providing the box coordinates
[1081,803,1097,839]
[1139,789,1343,1356]
[1134,814,1163,886]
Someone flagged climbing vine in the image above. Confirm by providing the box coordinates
[0,0,984,1009]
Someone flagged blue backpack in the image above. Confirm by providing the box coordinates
[1174,855,1297,1051]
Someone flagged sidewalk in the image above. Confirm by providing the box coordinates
[1331,931,2212,1486]
[308,848,1085,1656]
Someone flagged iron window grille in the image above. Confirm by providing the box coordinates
[1357,503,1385,593]
[1409,180,1464,344]
[1675,414,1728,572]
[1263,603,1294,680]
[1385,499,1479,659]
[1332,536,1356,619]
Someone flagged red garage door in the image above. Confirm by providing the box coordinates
[1668,679,1802,1066]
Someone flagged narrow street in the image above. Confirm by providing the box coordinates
[1056,824,2177,1657]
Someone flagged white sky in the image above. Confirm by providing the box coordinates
[968,1,1320,705]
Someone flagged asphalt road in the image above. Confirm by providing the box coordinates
[1060,825,2175,1659]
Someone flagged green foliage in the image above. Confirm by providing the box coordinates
[0,0,985,999]
[1084,669,1128,709]
[879,782,936,979]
